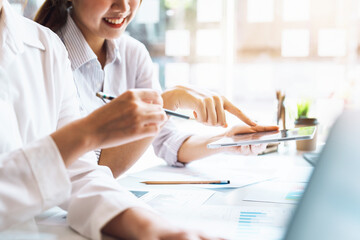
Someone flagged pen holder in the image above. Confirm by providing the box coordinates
[295,118,318,151]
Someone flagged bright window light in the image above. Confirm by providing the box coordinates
[318,29,347,57]
[196,29,222,56]
[197,0,222,22]
[281,29,310,57]
[165,30,190,56]
[165,63,190,88]
[234,64,275,100]
[136,0,160,24]
[283,0,310,22]
[247,0,274,23]
[195,63,222,90]
[314,65,344,97]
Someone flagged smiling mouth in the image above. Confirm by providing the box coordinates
[103,17,126,26]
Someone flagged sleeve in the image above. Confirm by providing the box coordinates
[134,43,193,167]
[0,136,71,230]
[54,36,151,240]
[62,155,151,240]
[153,121,192,167]
[0,65,71,230]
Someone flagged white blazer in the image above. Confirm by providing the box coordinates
[0,1,147,239]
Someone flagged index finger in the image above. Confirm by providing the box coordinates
[223,98,257,126]
[254,125,279,132]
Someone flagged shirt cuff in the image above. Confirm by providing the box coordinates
[90,194,152,240]
[22,136,71,209]
[163,133,193,167]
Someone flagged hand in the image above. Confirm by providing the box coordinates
[223,125,279,155]
[139,226,225,240]
[162,85,256,127]
[102,207,225,240]
[84,89,167,149]
[51,89,167,167]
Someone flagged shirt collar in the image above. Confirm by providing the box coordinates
[59,14,121,71]
[105,38,121,66]
[59,14,97,71]
[0,0,45,55]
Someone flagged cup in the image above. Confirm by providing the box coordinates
[295,118,318,151]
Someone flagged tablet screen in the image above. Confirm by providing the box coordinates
[207,126,316,149]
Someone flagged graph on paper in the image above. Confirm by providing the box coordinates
[163,205,294,240]
[244,182,306,204]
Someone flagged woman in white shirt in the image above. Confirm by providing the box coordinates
[35,0,278,177]
[0,0,222,239]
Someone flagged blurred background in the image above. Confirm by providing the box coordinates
[10,0,360,141]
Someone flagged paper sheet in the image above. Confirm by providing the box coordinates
[244,181,307,204]
[275,166,314,183]
[128,156,277,189]
[164,205,294,240]
[129,189,215,212]
[36,208,68,227]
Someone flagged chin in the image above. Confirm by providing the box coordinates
[105,31,126,40]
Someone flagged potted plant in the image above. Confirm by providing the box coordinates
[294,100,318,151]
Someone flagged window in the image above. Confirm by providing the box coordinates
[247,0,274,23]
[14,0,360,125]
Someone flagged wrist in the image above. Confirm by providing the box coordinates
[71,118,99,151]
[50,118,97,166]
[102,207,173,239]
[162,89,179,110]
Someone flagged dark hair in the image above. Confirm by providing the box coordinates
[34,0,71,32]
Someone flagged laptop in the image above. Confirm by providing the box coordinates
[283,110,360,240]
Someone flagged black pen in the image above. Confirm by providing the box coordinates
[96,92,195,120]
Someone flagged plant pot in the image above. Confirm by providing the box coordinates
[294,118,318,151]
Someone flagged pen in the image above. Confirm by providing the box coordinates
[141,180,230,185]
[96,92,195,120]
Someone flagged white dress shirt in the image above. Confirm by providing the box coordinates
[58,15,192,167]
[0,1,148,239]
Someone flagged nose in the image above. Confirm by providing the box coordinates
[112,0,130,13]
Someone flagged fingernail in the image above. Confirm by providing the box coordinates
[224,123,228,128]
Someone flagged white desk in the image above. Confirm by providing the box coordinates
[1,146,313,240]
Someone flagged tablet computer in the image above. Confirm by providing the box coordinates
[207,126,316,149]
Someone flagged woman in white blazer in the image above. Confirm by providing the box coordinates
[0,0,222,239]
[35,0,278,178]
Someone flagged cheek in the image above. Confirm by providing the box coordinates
[129,0,141,14]
[74,1,107,21]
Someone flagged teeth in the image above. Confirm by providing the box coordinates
[104,18,124,25]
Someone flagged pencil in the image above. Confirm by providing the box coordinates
[96,92,195,120]
[141,180,230,185]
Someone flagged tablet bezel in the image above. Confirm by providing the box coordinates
[207,126,317,149]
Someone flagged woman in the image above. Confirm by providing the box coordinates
[0,0,222,239]
[35,0,278,177]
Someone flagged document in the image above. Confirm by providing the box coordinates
[128,154,277,189]
[244,181,306,204]
[163,205,294,240]
[35,207,68,226]
[130,189,214,213]
[275,166,313,183]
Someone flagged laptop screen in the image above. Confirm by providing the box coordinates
[284,111,360,240]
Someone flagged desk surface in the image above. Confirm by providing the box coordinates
[2,146,313,240]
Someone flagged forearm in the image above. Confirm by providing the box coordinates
[99,137,155,178]
[177,133,226,163]
[101,207,169,239]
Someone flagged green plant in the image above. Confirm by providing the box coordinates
[297,100,311,119]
